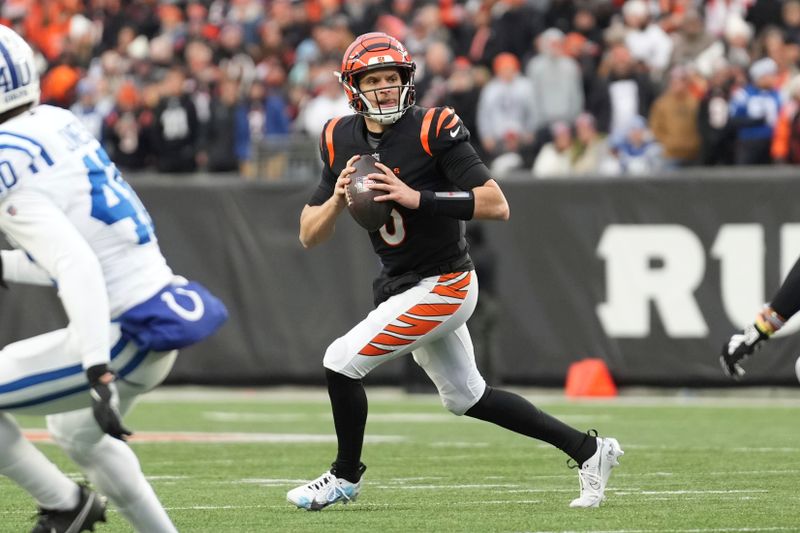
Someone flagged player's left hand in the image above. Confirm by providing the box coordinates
[720,323,769,380]
[87,364,133,441]
[367,162,420,209]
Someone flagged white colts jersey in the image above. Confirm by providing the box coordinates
[0,105,173,366]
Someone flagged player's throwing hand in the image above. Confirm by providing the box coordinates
[367,162,420,209]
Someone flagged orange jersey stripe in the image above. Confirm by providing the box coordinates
[420,108,436,156]
[324,117,342,167]
[445,113,459,129]
[436,107,454,137]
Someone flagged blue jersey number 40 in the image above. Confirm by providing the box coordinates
[83,147,154,244]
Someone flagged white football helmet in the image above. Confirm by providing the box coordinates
[0,25,40,115]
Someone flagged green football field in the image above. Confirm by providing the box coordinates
[1,387,799,532]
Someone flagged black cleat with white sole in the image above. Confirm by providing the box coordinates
[31,483,107,533]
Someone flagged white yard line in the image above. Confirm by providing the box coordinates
[21,429,405,444]
[527,526,797,533]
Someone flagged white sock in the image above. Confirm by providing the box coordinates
[0,414,79,510]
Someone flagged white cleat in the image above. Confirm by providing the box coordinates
[569,436,624,508]
[287,470,363,511]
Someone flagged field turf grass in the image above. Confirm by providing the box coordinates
[1,387,798,532]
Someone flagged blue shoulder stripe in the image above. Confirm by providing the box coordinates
[0,144,39,174]
[0,132,53,165]
[0,41,19,90]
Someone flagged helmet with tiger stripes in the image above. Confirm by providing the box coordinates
[338,32,416,125]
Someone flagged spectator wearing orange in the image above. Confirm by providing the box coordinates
[771,75,800,164]
[103,81,150,170]
[40,63,81,107]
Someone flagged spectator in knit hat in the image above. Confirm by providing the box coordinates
[729,57,782,165]
[526,28,584,133]
[103,81,151,170]
[696,15,753,76]
[621,0,673,79]
[476,52,536,167]
[70,78,111,142]
[611,115,664,176]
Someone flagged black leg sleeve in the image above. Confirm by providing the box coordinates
[770,257,800,320]
[326,368,368,483]
[465,387,597,464]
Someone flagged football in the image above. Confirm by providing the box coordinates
[345,154,393,231]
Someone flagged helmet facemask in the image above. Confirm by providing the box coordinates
[340,65,416,125]
[338,32,417,125]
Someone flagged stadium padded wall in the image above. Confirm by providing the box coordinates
[1,174,800,387]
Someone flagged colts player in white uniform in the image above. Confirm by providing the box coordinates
[0,26,228,532]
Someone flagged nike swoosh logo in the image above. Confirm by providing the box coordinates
[449,126,460,138]
[67,492,95,533]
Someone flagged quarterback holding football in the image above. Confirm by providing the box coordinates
[291,32,623,511]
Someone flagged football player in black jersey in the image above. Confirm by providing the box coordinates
[721,256,800,381]
[288,32,623,511]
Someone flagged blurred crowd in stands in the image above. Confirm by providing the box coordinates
[4,0,800,179]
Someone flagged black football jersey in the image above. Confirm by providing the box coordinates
[308,105,490,277]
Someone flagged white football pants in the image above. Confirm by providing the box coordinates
[323,270,487,415]
[0,323,178,532]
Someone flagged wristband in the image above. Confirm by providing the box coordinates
[755,306,785,336]
[418,190,475,220]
